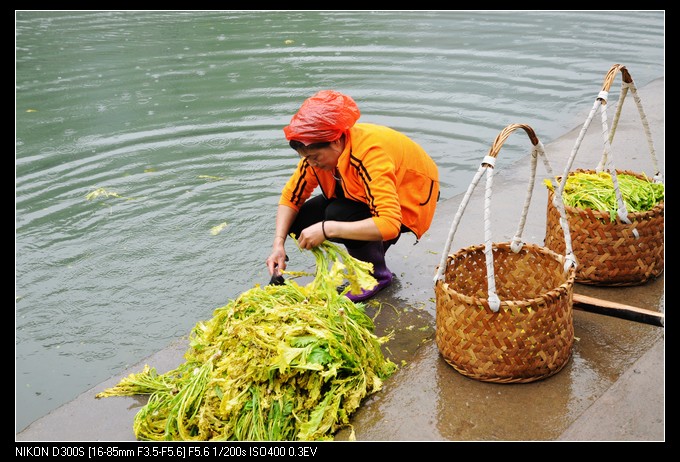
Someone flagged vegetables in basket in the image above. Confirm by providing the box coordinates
[545,171,664,221]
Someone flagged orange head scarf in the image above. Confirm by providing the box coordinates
[283,90,361,145]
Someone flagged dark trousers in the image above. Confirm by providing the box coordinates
[288,195,407,251]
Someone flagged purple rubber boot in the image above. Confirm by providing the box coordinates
[345,241,393,303]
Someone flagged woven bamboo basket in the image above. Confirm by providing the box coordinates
[544,64,664,286]
[545,169,664,285]
[434,124,577,384]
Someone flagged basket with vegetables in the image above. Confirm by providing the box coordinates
[545,169,664,285]
[544,64,664,286]
[96,241,397,441]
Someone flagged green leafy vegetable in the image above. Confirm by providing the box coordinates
[96,241,397,441]
[545,172,664,221]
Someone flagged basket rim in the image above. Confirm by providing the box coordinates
[435,241,576,311]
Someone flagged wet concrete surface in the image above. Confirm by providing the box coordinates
[16,77,665,443]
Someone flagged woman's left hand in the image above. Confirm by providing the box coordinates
[297,222,326,249]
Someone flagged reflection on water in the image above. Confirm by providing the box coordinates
[15,10,664,433]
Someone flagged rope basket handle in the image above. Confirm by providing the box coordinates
[434,124,576,312]
[556,64,663,238]
[603,64,663,182]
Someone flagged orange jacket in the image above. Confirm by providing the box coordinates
[279,123,439,241]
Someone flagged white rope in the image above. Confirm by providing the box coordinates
[509,143,539,254]
[607,81,662,183]
[627,82,664,183]
[433,165,486,282]
[483,166,501,312]
[597,95,637,235]
[539,143,577,272]
[608,82,627,149]
[603,74,664,238]
[557,99,599,198]
[596,97,612,172]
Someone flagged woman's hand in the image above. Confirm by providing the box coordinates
[297,222,327,250]
[266,247,288,276]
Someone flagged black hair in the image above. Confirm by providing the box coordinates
[289,140,331,151]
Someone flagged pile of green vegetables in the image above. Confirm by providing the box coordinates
[545,171,664,221]
[96,241,397,441]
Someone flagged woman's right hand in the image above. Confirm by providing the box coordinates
[266,247,288,276]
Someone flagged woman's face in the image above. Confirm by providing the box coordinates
[298,139,344,171]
